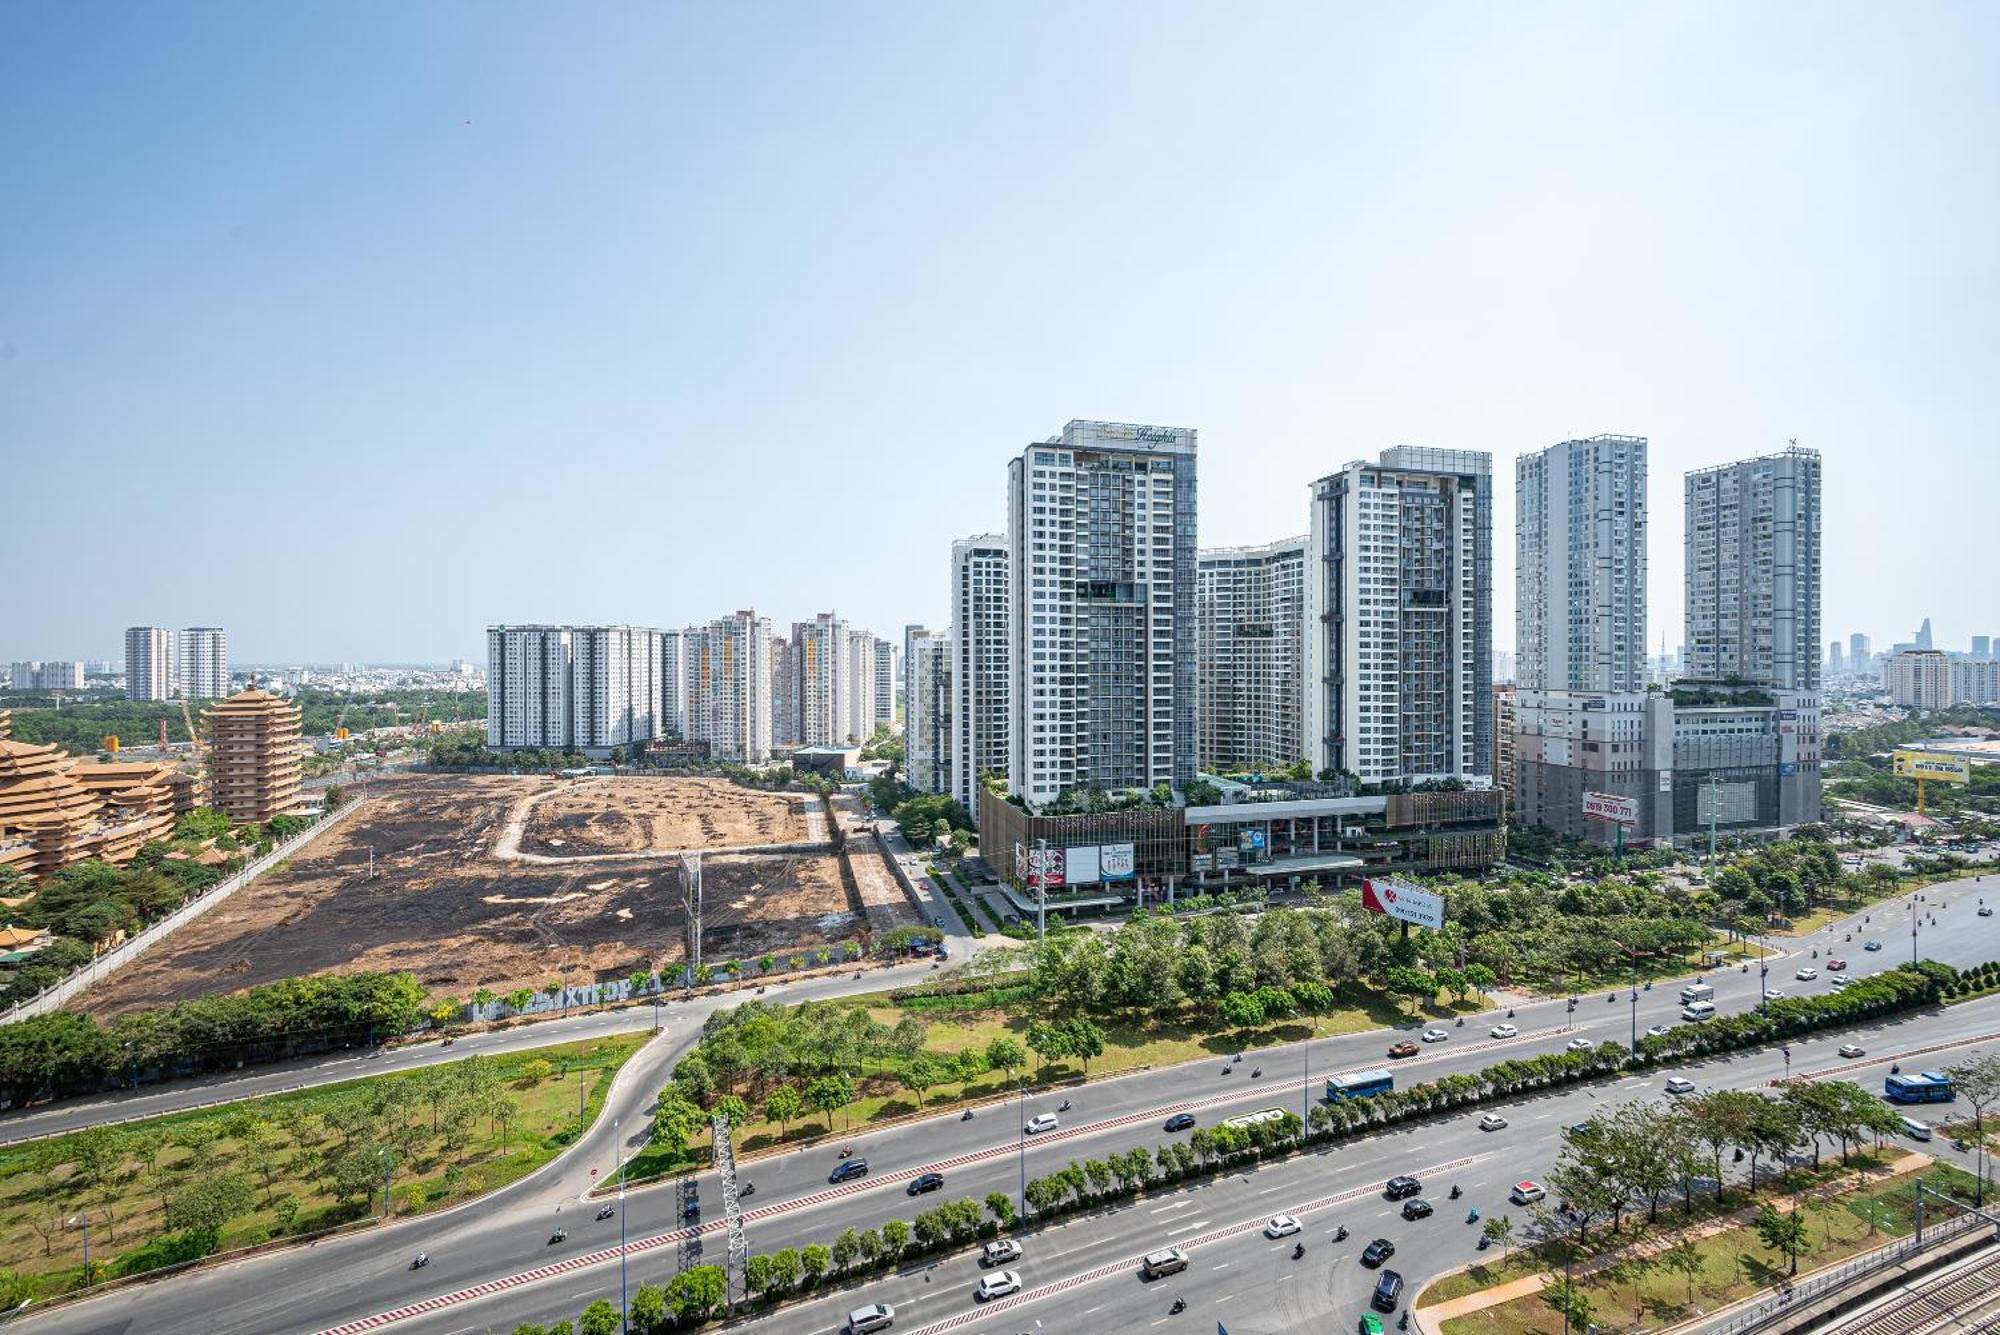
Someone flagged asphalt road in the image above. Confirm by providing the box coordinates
[20,870,2000,1334]
[386,992,2000,1335]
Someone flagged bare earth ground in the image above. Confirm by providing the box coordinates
[75,773,915,1019]
[520,775,810,856]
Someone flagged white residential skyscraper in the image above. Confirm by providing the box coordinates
[1196,536,1307,771]
[486,625,663,752]
[1515,434,1648,693]
[684,611,773,762]
[176,627,229,699]
[1007,420,1198,806]
[904,626,951,796]
[1684,445,1822,690]
[950,533,1010,812]
[487,625,576,750]
[872,638,896,731]
[1303,447,1494,785]
[124,627,174,701]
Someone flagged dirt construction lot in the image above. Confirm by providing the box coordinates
[520,776,811,855]
[77,773,912,1020]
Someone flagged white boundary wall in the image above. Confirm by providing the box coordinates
[4,799,368,1024]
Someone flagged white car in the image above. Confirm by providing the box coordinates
[976,1270,1022,1301]
[981,1239,1022,1266]
[1763,989,1785,1001]
[1421,1028,1450,1043]
[1838,1044,1865,1059]
[1024,1113,1059,1135]
[1646,1024,1674,1038]
[1567,1038,1592,1051]
[1264,1214,1302,1239]
[1795,967,1819,980]
[1830,976,1853,990]
[1981,907,1994,917]
[1478,1113,1508,1132]
[1665,1077,1696,1095]
[1490,1023,1519,1039]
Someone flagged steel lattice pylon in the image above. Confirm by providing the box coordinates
[714,1112,747,1307]
[678,850,702,985]
[675,1171,702,1276]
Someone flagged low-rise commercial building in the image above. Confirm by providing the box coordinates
[977,779,1503,914]
[1512,684,1821,846]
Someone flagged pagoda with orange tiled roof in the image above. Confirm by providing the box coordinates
[0,735,182,879]
[203,688,302,823]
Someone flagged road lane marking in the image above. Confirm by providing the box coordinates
[315,1152,1483,1334]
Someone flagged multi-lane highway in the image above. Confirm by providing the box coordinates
[20,869,2000,1334]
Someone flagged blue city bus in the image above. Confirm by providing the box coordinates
[1325,1068,1395,1101]
[1884,1072,1954,1104]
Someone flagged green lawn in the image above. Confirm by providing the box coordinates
[1435,1159,1978,1335]
[0,1033,647,1298]
[616,982,1491,1185]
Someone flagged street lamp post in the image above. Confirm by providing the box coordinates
[1759,932,1769,1012]
[579,1066,587,1131]
[66,1215,90,1288]
[1628,951,1639,1056]
[379,1148,392,1219]
[1016,1074,1027,1228]
[1302,1029,1311,1144]
[616,1118,627,1330]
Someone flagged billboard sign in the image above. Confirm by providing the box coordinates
[1017,844,1066,888]
[1581,791,1640,826]
[1100,843,1136,881]
[1361,877,1445,930]
[1065,845,1102,886]
[1238,827,1267,855]
[1893,750,1971,784]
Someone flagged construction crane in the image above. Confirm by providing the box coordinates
[332,686,358,741]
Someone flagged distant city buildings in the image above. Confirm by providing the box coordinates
[1007,421,1197,806]
[121,625,229,701]
[1891,649,1953,709]
[176,627,230,699]
[1304,447,1493,785]
[124,627,174,701]
[8,661,84,691]
[1196,536,1306,771]
[1952,657,2000,707]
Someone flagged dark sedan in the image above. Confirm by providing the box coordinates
[1164,1112,1197,1132]
[1360,1238,1396,1267]
[907,1172,946,1196]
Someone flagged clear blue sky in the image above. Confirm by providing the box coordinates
[3,2,1995,664]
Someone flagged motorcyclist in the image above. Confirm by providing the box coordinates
[1449,1184,1462,1200]
[1334,1224,1348,1241]
[1170,1298,1186,1314]
[1292,1241,1305,1259]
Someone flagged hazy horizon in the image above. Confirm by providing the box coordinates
[4,3,1995,664]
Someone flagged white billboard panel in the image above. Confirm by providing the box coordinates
[1581,791,1639,826]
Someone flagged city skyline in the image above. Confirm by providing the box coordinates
[3,4,1996,662]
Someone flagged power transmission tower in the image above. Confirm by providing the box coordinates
[678,850,702,987]
[714,1111,747,1308]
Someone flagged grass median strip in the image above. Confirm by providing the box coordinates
[1429,1157,1980,1335]
[0,1032,646,1301]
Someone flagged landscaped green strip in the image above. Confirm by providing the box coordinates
[0,1033,648,1299]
